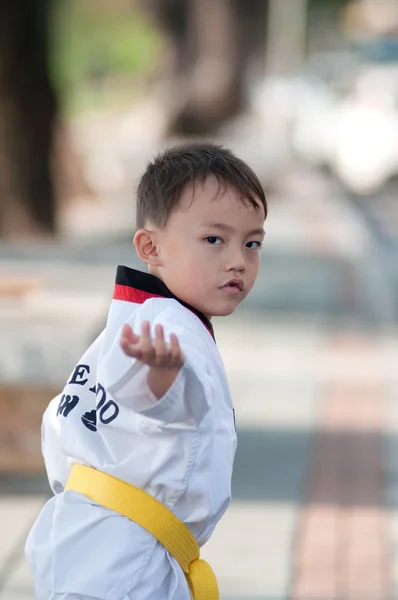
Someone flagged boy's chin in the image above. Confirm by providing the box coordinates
[207,305,240,318]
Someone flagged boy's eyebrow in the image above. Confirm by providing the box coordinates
[202,222,265,236]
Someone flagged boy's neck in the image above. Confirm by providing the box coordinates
[145,266,212,322]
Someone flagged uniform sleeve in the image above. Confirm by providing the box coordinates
[103,300,213,426]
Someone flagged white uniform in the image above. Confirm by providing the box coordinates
[25,266,237,600]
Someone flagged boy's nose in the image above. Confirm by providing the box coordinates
[225,251,246,273]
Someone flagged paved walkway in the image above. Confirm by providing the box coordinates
[203,316,398,599]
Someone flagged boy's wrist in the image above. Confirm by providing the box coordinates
[147,365,181,400]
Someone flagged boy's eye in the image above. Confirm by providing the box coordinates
[205,236,223,245]
[246,241,263,250]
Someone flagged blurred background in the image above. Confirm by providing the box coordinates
[1,0,398,598]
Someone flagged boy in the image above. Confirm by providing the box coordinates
[25,142,267,600]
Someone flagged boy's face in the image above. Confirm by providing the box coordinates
[145,176,265,319]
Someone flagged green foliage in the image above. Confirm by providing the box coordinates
[49,0,162,112]
[308,0,349,9]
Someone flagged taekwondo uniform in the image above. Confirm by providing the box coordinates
[25,266,237,600]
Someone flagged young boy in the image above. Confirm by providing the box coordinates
[25,142,267,600]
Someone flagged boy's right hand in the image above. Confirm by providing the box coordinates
[120,321,184,369]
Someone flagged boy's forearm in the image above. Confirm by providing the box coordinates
[147,366,181,400]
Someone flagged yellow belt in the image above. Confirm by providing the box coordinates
[65,464,219,600]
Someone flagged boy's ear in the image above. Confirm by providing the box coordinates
[133,229,162,266]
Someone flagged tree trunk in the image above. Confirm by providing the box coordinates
[169,0,240,134]
[146,0,269,136]
[0,0,57,238]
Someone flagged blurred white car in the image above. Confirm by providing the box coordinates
[291,63,398,194]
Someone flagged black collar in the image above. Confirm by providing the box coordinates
[114,266,215,341]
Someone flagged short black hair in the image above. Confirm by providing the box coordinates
[136,142,267,229]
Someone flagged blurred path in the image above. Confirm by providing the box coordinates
[201,316,398,600]
[348,181,398,322]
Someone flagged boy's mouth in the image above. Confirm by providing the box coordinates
[220,278,244,293]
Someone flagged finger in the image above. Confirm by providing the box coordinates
[169,333,184,365]
[120,324,140,357]
[141,320,151,338]
[153,324,168,365]
[140,320,155,361]
[120,330,142,357]
[155,323,164,340]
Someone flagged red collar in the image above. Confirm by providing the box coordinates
[113,266,215,341]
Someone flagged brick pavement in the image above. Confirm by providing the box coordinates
[0,496,46,600]
[292,334,395,600]
[209,320,398,599]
